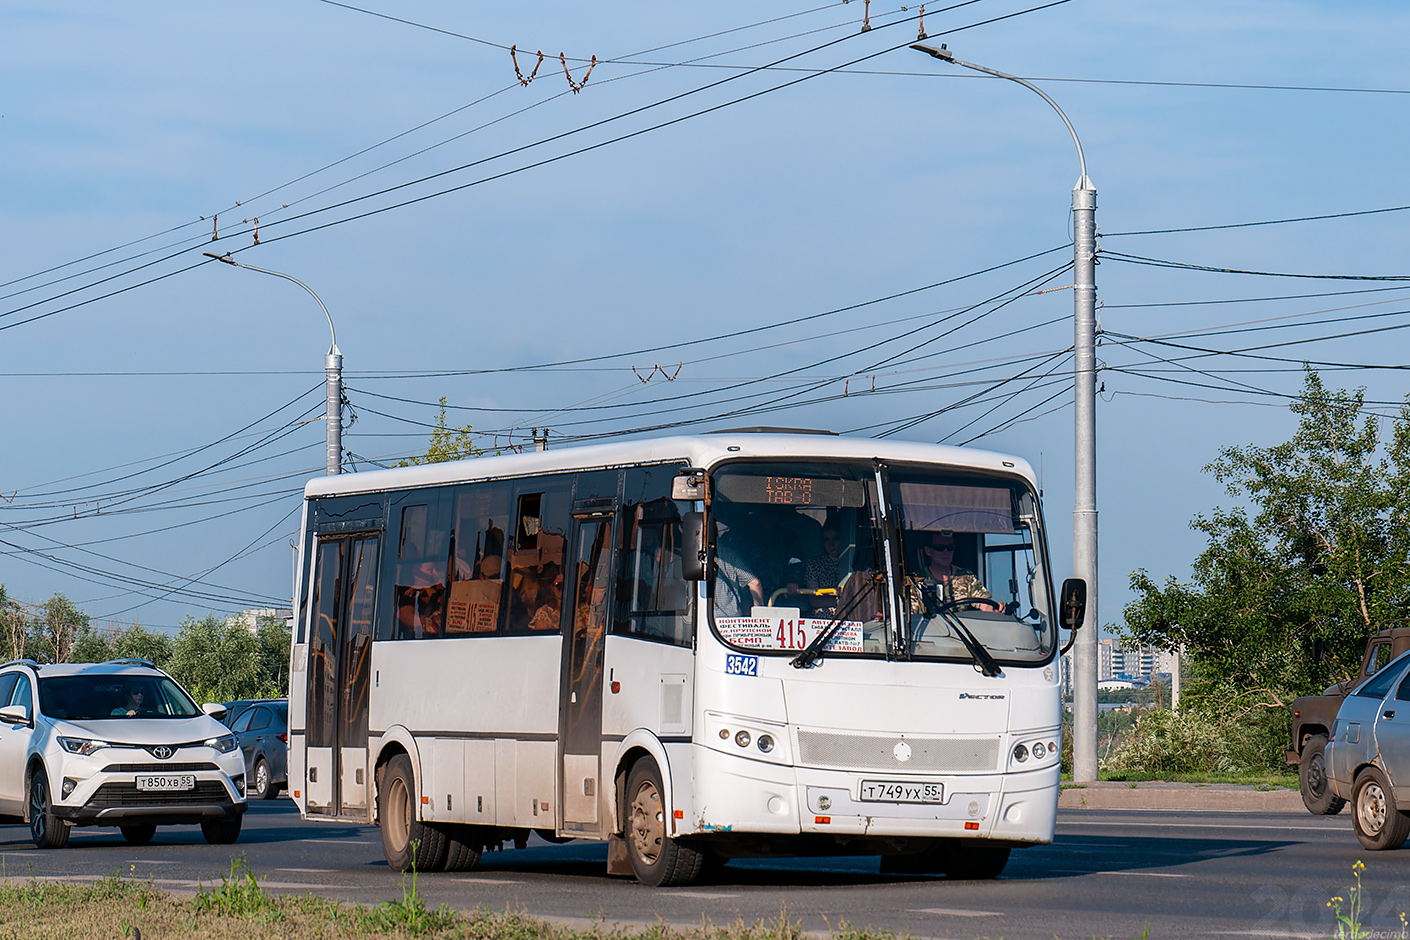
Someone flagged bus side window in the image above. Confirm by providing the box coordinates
[389,492,452,640]
[448,482,510,634]
[507,479,571,634]
[613,466,693,647]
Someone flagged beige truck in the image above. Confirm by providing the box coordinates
[1287,627,1410,814]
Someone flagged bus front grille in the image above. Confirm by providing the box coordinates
[796,731,1000,772]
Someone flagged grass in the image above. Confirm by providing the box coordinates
[1096,769,1297,787]
[1060,769,1297,787]
[0,872,1163,940]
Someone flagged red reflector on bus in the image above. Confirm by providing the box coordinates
[293,790,300,798]
[422,796,430,804]
[674,810,683,819]
[815,816,831,824]
[965,821,980,830]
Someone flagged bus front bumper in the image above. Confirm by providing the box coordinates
[682,745,1058,845]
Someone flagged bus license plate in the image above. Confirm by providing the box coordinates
[135,774,195,792]
[859,780,943,803]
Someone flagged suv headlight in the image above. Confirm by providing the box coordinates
[58,736,110,757]
[204,734,238,754]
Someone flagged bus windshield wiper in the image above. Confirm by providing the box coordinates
[917,583,1002,678]
[790,578,876,669]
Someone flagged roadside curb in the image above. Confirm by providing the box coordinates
[1058,781,1304,813]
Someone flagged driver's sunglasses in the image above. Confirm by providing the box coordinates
[930,543,955,551]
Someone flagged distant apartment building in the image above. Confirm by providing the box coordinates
[1062,641,1176,698]
[229,608,294,632]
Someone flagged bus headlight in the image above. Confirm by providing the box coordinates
[757,734,775,753]
[1032,742,1047,760]
[1013,743,1029,763]
[735,730,751,748]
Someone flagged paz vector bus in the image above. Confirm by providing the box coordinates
[286,430,1085,885]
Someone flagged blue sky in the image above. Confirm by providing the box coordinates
[3,0,1408,635]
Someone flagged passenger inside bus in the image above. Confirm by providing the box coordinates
[804,519,845,616]
[395,557,448,639]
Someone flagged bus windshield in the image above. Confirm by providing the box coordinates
[709,461,1056,666]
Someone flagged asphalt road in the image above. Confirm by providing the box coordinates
[2,800,1404,939]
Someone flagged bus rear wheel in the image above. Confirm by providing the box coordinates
[623,758,702,887]
[379,753,448,872]
[437,823,484,872]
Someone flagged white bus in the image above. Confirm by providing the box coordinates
[288,431,1085,885]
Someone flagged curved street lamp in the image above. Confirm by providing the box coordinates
[910,42,1099,783]
[204,252,343,476]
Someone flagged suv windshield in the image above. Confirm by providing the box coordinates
[39,675,201,721]
[709,460,1056,667]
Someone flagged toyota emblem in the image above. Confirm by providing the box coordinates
[150,745,174,760]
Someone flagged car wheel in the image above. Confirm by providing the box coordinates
[378,753,447,872]
[253,758,274,801]
[200,816,242,845]
[1353,767,1410,851]
[942,844,1011,880]
[121,825,156,846]
[623,757,703,887]
[1300,735,1347,815]
[29,767,69,849]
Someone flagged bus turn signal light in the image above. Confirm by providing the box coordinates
[965,821,980,830]
[815,815,831,824]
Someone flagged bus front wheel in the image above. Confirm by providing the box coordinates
[623,758,703,887]
[379,753,448,872]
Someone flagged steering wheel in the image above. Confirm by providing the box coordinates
[936,597,1005,614]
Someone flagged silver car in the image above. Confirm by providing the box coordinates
[1328,649,1410,849]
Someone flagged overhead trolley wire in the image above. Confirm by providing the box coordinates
[1,0,1066,337]
[0,3,873,303]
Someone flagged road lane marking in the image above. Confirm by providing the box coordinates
[126,860,181,865]
[908,908,1000,917]
[1207,932,1323,939]
[1060,821,1350,832]
[664,891,740,899]
[453,877,524,884]
[277,868,337,873]
[1098,870,1192,878]
[300,839,376,844]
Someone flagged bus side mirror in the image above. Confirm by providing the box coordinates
[1060,578,1087,631]
[682,511,706,581]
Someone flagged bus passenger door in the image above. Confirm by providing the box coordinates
[306,533,380,818]
[560,514,613,835]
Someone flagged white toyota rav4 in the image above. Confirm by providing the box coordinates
[0,658,247,847]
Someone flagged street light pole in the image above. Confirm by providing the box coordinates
[910,43,1099,782]
[204,252,343,476]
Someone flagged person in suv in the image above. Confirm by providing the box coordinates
[0,658,247,848]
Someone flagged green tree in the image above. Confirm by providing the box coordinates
[1122,370,1410,723]
[397,396,482,466]
[0,587,26,662]
[29,593,90,664]
[111,623,174,666]
[67,624,114,664]
[166,614,287,704]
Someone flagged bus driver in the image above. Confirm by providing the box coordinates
[906,530,1002,613]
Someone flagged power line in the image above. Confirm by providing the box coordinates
[1103,204,1410,237]
[1102,284,1410,310]
[1,1,1063,336]
[1101,250,1410,282]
